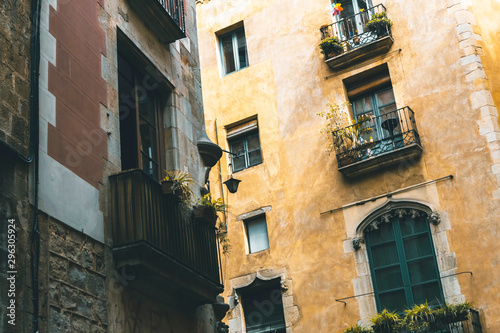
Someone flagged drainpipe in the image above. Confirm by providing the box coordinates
[29,0,42,330]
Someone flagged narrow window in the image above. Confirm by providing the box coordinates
[219,26,249,75]
[226,118,262,172]
[365,211,444,312]
[245,215,269,254]
[118,41,166,181]
[240,280,286,333]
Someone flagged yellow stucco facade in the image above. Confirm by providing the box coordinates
[197,0,500,332]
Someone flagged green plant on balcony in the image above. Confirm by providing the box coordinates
[344,324,373,333]
[365,12,393,37]
[401,302,435,332]
[434,301,473,325]
[194,193,225,225]
[317,100,372,160]
[319,36,344,58]
[371,309,401,333]
[162,170,194,206]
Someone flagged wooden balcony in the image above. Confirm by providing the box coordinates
[109,169,222,306]
[127,0,186,43]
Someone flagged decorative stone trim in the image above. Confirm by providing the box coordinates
[344,199,463,326]
[227,269,299,333]
[447,0,500,199]
[364,207,440,232]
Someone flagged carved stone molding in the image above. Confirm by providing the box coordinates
[364,208,440,232]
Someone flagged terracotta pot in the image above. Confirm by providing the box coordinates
[193,206,217,226]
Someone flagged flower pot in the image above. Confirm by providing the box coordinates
[161,180,188,200]
[193,206,218,226]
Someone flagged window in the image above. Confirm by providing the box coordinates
[245,215,270,253]
[227,119,262,172]
[240,279,286,333]
[365,212,444,312]
[219,26,248,75]
[345,65,404,155]
[118,38,167,181]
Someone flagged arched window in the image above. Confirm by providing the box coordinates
[365,209,444,312]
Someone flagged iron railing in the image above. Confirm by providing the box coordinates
[333,107,420,168]
[109,169,221,285]
[383,309,482,333]
[158,0,186,34]
[320,4,391,56]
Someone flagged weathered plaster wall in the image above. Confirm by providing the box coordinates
[197,0,500,332]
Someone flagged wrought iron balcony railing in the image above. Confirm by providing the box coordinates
[127,0,186,43]
[378,309,482,333]
[320,4,391,53]
[158,0,185,34]
[333,107,421,170]
[109,169,221,286]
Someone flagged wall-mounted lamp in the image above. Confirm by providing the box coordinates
[224,176,241,194]
[222,149,242,193]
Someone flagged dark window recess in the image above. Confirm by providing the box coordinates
[219,26,249,75]
[118,53,163,180]
[227,119,262,172]
[365,213,444,312]
[241,282,286,333]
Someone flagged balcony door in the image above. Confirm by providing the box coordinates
[352,87,404,155]
[333,0,373,41]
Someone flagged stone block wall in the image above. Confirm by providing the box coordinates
[0,0,32,156]
[46,216,107,332]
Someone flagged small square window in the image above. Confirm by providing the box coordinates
[227,118,262,172]
[245,216,269,254]
[219,26,249,75]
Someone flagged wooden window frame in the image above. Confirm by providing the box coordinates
[365,214,445,312]
[218,26,249,76]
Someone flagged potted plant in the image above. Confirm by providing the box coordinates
[319,36,344,58]
[365,12,393,37]
[193,193,225,226]
[434,301,473,325]
[344,324,373,333]
[401,302,434,332]
[371,309,401,333]
[317,101,373,163]
[162,170,193,204]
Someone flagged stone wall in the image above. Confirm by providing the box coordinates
[0,0,33,332]
[0,0,32,156]
[45,216,107,332]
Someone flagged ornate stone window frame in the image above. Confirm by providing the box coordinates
[226,269,299,333]
[344,199,465,325]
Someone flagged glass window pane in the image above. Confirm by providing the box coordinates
[141,154,158,179]
[412,282,443,306]
[376,89,396,107]
[247,217,269,253]
[375,266,403,291]
[243,285,286,333]
[408,258,438,284]
[236,29,248,69]
[221,35,236,74]
[138,88,155,123]
[367,222,394,245]
[404,234,432,260]
[400,216,427,236]
[248,150,262,166]
[232,155,246,171]
[371,242,399,267]
[353,96,373,114]
[379,289,407,312]
[247,135,260,151]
